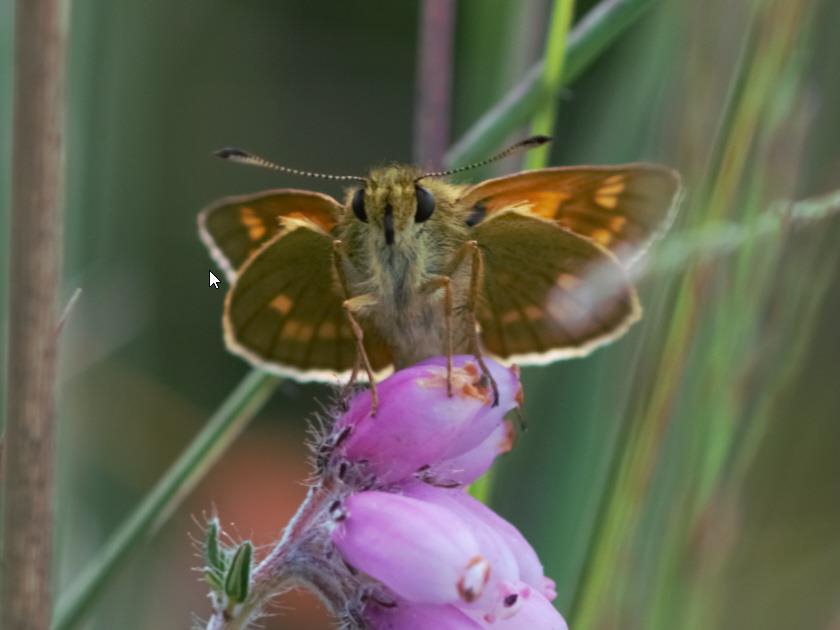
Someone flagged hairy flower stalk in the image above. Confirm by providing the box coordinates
[201,357,567,629]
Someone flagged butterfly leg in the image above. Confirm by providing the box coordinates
[341,294,380,414]
[332,240,380,414]
[420,275,454,397]
[465,241,500,406]
[439,240,500,405]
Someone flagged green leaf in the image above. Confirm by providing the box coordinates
[203,517,226,591]
[205,518,224,572]
[224,541,253,605]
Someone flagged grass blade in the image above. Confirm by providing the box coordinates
[445,0,659,168]
[524,0,575,170]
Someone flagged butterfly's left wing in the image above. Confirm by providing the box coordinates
[198,189,342,280]
[223,218,393,380]
[471,209,640,364]
[460,165,681,264]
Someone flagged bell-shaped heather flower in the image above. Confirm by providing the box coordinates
[331,491,491,605]
[333,356,521,485]
[330,484,565,627]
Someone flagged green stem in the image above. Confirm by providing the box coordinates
[445,0,658,168]
[525,0,575,170]
[471,0,574,508]
[52,369,279,630]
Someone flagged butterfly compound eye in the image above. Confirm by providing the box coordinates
[414,185,435,223]
[351,188,367,222]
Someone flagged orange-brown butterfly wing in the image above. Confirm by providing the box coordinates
[460,164,681,264]
[198,189,342,280]
[472,210,640,363]
[223,219,392,380]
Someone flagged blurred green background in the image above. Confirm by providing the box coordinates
[1,0,839,628]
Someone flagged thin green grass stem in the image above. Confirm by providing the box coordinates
[445,0,659,168]
[473,0,574,509]
[525,0,575,170]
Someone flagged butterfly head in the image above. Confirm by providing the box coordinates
[347,165,448,248]
[213,135,553,252]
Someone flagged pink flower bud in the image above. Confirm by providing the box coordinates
[336,356,522,485]
[430,420,516,485]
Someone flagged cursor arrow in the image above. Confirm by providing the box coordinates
[209,270,221,289]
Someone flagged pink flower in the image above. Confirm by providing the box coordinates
[332,491,491,604]
[202,356,565,630]
[321,357,565,628]
[332,356,522,486]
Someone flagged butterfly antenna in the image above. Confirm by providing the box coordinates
[214,147,367,183]
[416,135,552,181]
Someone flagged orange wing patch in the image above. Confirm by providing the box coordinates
[240,206,267,241]
[460,165,681,264]
[593,174,626,209]
[198,189,343,280]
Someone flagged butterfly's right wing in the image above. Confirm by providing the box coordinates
[471,209,640,364]
[223,218,393,380]
[198,189,343,280]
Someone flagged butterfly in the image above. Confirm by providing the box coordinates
[199,137,681,411]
